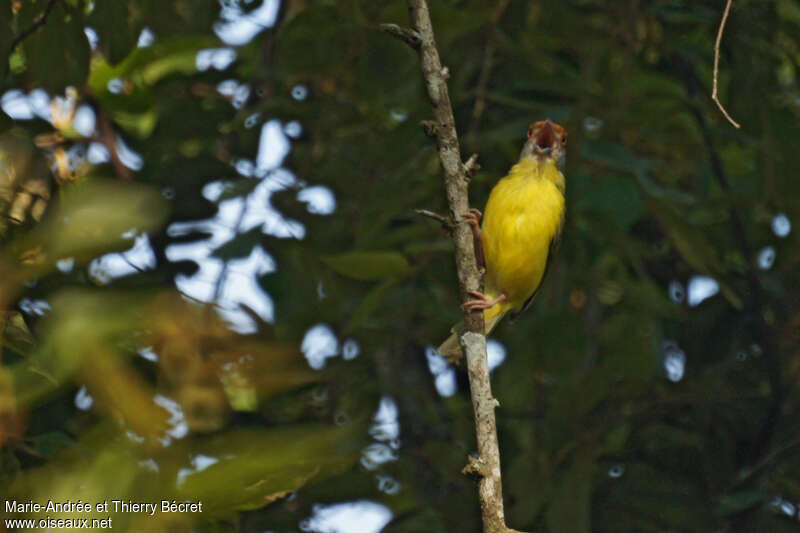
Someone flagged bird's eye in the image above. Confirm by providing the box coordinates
[561,136,567,146]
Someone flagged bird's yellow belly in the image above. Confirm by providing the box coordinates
[481,161,564,313]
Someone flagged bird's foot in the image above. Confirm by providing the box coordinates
[465,208,485,270]
[465,208,482,235]
[463,291,506,311]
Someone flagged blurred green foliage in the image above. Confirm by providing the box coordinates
[1,0,800,532]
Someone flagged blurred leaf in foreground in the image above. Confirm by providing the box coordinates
[173,425,361,513]
[1,180,168,307]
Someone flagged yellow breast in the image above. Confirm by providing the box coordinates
[480,157,565,317]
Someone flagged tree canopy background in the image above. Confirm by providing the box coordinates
[1,0,799,532]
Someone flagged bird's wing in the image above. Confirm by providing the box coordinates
[509,214,564,321]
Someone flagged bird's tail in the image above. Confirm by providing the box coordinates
[437,305,508,362]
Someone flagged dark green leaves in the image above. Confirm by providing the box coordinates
[0,0,12,81]
[22,2,90,91]
[546,451,594,533]
[277,5,354,76]
[322,251,411,282]
[173,425,360,513]
[87,1,141,65]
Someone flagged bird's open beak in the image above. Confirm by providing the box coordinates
[533,119,556,155]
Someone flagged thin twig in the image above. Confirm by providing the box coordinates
[92,103,134,181]
[732,436,800,490]
[121,255,146,274]
[415,208,451,226]
[88,98,133,181]
[8,0,60,54]
[712,0,741,128]
[464,153,480,177]
[379,23,421,50]
[387,2,521,531]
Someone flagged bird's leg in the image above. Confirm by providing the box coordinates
[463,291,506,311]
[465,208,485,271]
[466,208,482,237]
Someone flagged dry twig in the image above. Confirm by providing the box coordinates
[379,23,421,50]
[415,208,451,227]
[712,0,741,128]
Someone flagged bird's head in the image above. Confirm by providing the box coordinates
[520,119,567,170]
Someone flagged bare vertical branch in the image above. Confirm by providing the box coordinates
[383,1,522,531]
[712,0,741,128]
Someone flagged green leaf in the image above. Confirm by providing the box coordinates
[322,251,410,281]
[277,5,354,75]
[88,35,219,94]
[715,490,770,516]
[174,425,360,513]
[640,424,704,451]
[212,227,263,260]
[598,312,657,377]
[0,108,11,133]
[0,0,11,81]
[0,311,35,356]
[646,197,743,309]
[27,181,169,264]
[23,3,90,91]
[10,290,158,408]
[1,181,169,297]
[580,139,651,175]
[88,2,139,65]
[574,173,644,229]
[382,508,447,533]
[600,424,631,455]
[344,279,396,334]
[30,431,73,459]
[547,450,594,533]
[219,372,258,412]
[580,141,695,204]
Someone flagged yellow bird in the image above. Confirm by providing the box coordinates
[438,120,567,360]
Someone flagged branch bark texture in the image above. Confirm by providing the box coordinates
[384,2,519,531]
